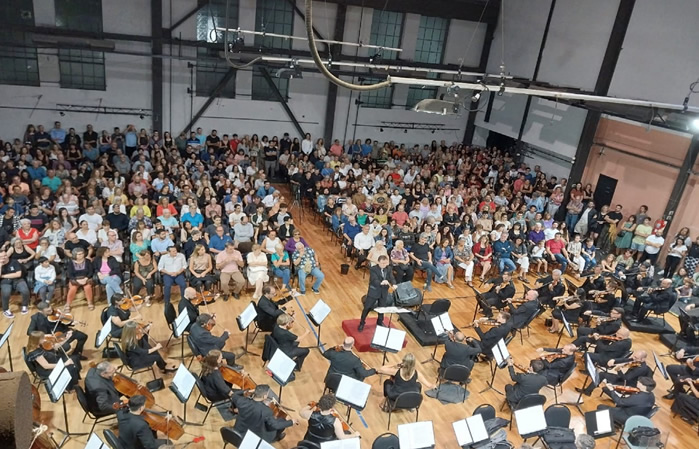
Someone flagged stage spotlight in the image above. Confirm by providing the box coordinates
[369,51,382,64]
[471,92,481,102]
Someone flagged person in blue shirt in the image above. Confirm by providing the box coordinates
[49,121,66,144]
[83,144,99,161]
[342,216,361,259]
[41,169,62,192]
[195,127,206,147]
[208,225,233,254]
[493,233,517,273]
[150,228,174,257]
[180,207,204,230]
[360,138,373,157]
[27,160,47,181]
[186,131,201,149]
[256,181,275,199]
[527,191,546,213]
[349,139,361,159]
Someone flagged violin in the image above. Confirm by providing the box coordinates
[41,333,66,351]
[309,401,351,433]
[190,289,216,306]
[597,335,623,342]
[119,295,145,311]
[541,353,568,363]
[613,360,642,369]
[610,385,640,394]
[112,372,156,408]
[464,318,499,328]
[47,309,85,326]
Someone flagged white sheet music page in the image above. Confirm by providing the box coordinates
[336,375,371,408]
[84,432,106,449]
[310,299,331,324]
[431,316,446,336]
[48,358,65,386]
[385,328,406,351]
[514,405,547,436]
[452,419,473,445]
[174,308,190,336]
[496,339,510,360]
[371,325,390,347]
[440,313,454,332]
[172,364,196,398]
[320,437,361,449]
[466,415,488,443]
[238,302,257,329]
[267,349,296,383]
[398,421,435,449]
[595,409,612,434]
[96,319,112,347]
[0,322,13,347]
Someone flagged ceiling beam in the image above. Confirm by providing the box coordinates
[321,0,501,23]
[167,0,209,34]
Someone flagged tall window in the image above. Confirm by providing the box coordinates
[0,0,39,86]
[252,0,293,100]
[195,0,238,98]
[55,0,105,90]
[369,10,404,61]
[406,16,449,109]
[361,77,393,109]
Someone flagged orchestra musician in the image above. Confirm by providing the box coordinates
[177,287,200,332]
[376,353,435,412]
[534,269,565,308]
[117,395,169,449]
[504,357,548,409]
[625,264,653,296]
[663,347,699,400]
[190,313,242,369]
[578,350,652,396]
[598,377,656,426]
[480,272,516,312]
[506,289,540,328]
[257,285,290,332]
[580,265,605,297]
[106,293,138,339]
[121,321,179,373]
[547,288,584,334]
[439,331,482,375]
[630,278,677,322]
[588,328,633,366]
[678,304,699,346]
[670,378,699,423]
[273,313,311,371]
[323,337,376,383]
[358,255,397,332]
[586,278,618,315]
[473,311,513,354]
[199,349,237,402]
[299,394,360,443]
[27,301,88,359]
[536,344,577,386]
[25,330,82,391]
[573,307,624,350]
[84,361,121,416]
[228,384,297,443]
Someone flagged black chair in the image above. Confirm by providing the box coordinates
[515,308,542,344]
[323,372,342,395]
[544,404,571,427]
[164,302,187,356]
[186,334,203,369]
[509,393,547,430]
[194,374,233,424]
[419,298,451,320]
[261,334,280,367]
[103,428,124,449]
[295,441,321,449]
[113,342,157,379]
[546,362,576,404]
[220,427,244,448]
[372,432,400,449]
[386,391,423,429]
[473,403,496,422]
[75,385,117,435]
[22,347,42,385]
[437,364,471,402]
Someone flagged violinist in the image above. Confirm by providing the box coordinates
[663,347,699,400]
[257,285,289,332]
[121,321,179,374]
[573,307,624,350]
[27,301,87,358]
[190,313,242,369]
[504,357,548,409]
[629,278,676,322]
[588,328,632,366]
[25,330,81,391]
[581,265,605,297]
[106,293,139,339]
[505,289,539,328]
[439,331,481,375]
[534,269,565,308]
[536,344,577,386]
[587,278,618,315]
[480,271,515,312]
[199,349,237,403]
[376,353,435,412]
[177,287,200,332]
[598,377,656,426]
[117,395,169,449]
[323,337,376,383]
[299,394,360,443]
[578,350,651,396]
[84,361,121,416]
[473,311,512,354]
[670,377,699,422]
[547,288,584,334]
[229,384,296,443]
[273,313,311,371]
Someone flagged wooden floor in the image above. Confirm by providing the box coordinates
[2,203,694,448]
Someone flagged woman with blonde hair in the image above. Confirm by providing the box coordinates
[247,244,270,299]
[121,321,177,374]
[377,353,434,412]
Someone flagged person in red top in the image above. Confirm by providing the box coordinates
[545,232,569,272]
[478,195,496,213]
[391,204,409,227]
[329,139,343,157]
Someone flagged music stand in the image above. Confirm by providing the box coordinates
[239,429,276,449]
[555,313,574,348]
[452,414,490,448]
[563,353,599,415]
[470,287,493,321]
[479,338,509,396]
[514,405,547,440]
[45,359,87,447]
[84,432,108,449]
[584,408,615,439]
[335,374,371,425]
[236,302,260,357]
[397,421,436,449]
[652,350,669,380]
[661,307,690,356]
[171,308,190,359]
[94,318,111,349]
[169,363,200,426]
[0,322,14,371]
[266,349,296,402]
[309,299,331,349]
[320,437,361,449]
[422,312,454,364]
[370,325,406,366]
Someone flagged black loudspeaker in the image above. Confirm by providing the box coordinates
[593,174,618,208]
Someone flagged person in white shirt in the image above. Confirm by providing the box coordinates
[34,257,57,303]
[301,133,313,155]
[641,229,665,266]
[566,234,586,277]
[228,204,245,226]
[403,168,418,185]
[76,220,98,246]
[544,222,559,241]
[157,246,187,305]
[353,224,375,270]
[78,205,103,231]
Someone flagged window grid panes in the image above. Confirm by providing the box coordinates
[254,0,293,50]
[55,0,102,33]
[369,10,404,61]
[196,0,239,44]
[252,67,289,101]
[361,77,393,109]
[196,0,238,98]
[196,61,236,98]
[0,0,39,86]
[407,16,449,109]
[55,0,105,90]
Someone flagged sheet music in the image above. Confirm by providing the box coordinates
[595,409,612,434]
[320,437,361,449]
[514,405,547,436]
[439,312,454,332]
[653,351,668,380]
[374,306,411,314]
[96,318,112,347]
[371,326,406,352]
[309,299,331,324]
[51,368,73,401]
[48,358,65,386]
[239,430,276,449]
[430,312,454,336]
[172,364,196,399]
[238,302,257,330]
[561,314,573,337]
[585,354,599,385]
[492,339,509,366]
[336,375,371,409]
[84,432,106,449]
[174,308,190,337]
[0,322,13,348]
[398,421,435,449]
[453,415,489,446]
[267,349,296,384]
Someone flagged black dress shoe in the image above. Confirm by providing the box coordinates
[357,323,365,332]
[377,321,385,328]
[79,355,88,361]
[663,393,675,400]
[231,364,244,371]
[575,387,591,396]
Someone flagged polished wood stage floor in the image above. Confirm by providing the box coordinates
[2,204,694,448]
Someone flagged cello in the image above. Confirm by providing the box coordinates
[113,401,186,441]
[112,371,156,409]
[219,365,257,390]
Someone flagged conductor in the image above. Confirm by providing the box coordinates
[358,255,396,332]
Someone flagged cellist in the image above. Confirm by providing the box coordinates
[84,361,121,416]
[117,395,169,449]
[299,394,360,444]
[199,349,237,403]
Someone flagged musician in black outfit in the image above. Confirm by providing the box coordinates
[504,357,548,408]
[573,307,624,349]
[190,313,242,369]
[588,328,633,366]
[580,265,605,297]
[25,331,82,391]
[439,331,482,375]
[670,378,699,422]
[257,285,290,332]
[229,384,296,443]
[27,301,87,359]
[121,321,177,373]
[105,293,135,339]
[84,361,121,416]
[678,304,699,346]
[630,278,676,322]
[536,344,577,386]
[273,313,311,371]
[177,287,200,332]
[117,395,168,449]
[199,349,236,402]
[578,350,652,396]
[598,377,656,426]
[586,278,618,315]
[664,347,699,400]
[626,265,653,296]
[481,272,516,312]
[473,311,512,354]
[358,255,397,332]
[299,394,360,444]
[505,289,540,329]
[535,269,565,308]
[323,337,376,383]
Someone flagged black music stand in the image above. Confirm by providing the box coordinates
[422,312,454,364]
[308,299,331,350]
[563,353,599,415]
[45,359,87,447]
[370,325,406,367]
[479,338,508,396]
[266,349,295,402]
[652,350,669,380]
[452,414,490,448]
[471,287,494,321]
[84,432,109,449]
[0,322,14,371]
[555,314,574,348]
[169,364,200,426]
[335,375,371,427]
[171,309,190,359]
[584,408,615,440]
[236,302,260,357]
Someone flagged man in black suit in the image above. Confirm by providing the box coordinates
[257,285,291,332]
[117,395,168,449]
[505,289,540,329]
[272,313,311,371]
[581,265,605,297]
[536,344,577,386]
[189,314,242,369]
[588,328,632,366]
[573,307,624,349]
[473,311,512,354]
[323,337,376,383]
[630,278,676,322]
[664,347,699,400]
[579,350,652,396]
[27,301,88,359]
[535,269,565,308]
[229,384,296,443]
[439,331,482,375]
[599,377,656,426]
[505,357,548,408]
[481,272,516,312]
[84,361,121,416]
[358,255,396,332]
[177,287,200,332]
